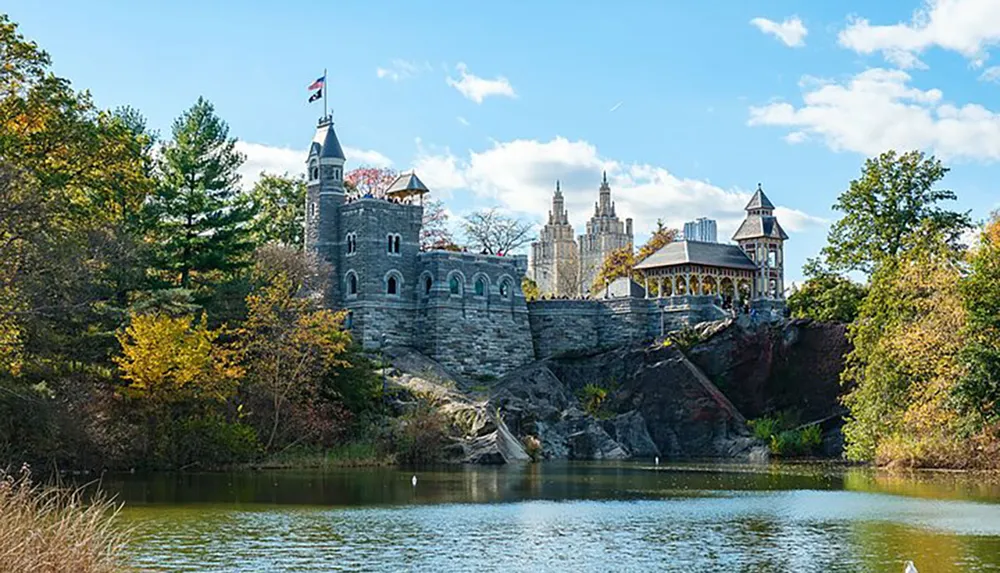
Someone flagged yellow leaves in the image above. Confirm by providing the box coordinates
[114,312,241,404]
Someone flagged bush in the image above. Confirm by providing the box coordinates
[522,435,542,462]
[749,414,822,457]
[154,415,259,468]
[393,401,448,465]
[0,466,129,573]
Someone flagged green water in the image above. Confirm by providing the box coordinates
[106,462,1000,572]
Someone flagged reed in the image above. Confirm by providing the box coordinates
[0,465,131,573]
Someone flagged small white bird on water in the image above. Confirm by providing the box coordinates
[654,456,660,466]
[904,561,918,573]
[411,475,417,487]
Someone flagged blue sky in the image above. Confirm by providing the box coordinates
[8,0,1000,285]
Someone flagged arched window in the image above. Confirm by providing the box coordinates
[347,272,358,296]
[449,275,461,295]
[474,277,486,297]
[334,167,341,180]
[346,233,356,254]
[309,160,319,181]
[424,276,433,295]
[394,235,401,254]
[387,276,398,295]
[499,280,511,299]
[387,234,394,254]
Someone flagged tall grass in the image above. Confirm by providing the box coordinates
[0,465,130,573]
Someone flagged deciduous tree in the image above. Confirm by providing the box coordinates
[344,166,397,198]
[787,261,868,323]
[957,212,1000,426]
[462,208,535,255]
[245,173,307,248]
[592,220,677,294]
[823,150,970,275]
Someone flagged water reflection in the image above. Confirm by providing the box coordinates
[105,462,1000,572]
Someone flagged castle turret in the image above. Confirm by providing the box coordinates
[733,183,788,299]
[305,116,347,299]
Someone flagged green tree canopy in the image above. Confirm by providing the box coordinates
[823,150,970,275]
[154,97,254,289]
[787,261,868,323]
[245,173,306,248]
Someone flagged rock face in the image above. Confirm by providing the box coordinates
[387,318,849,464]
[386,348,530,464]
[686,318,849,422]
[491,342,764,461]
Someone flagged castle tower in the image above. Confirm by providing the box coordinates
[578,172,633,294]
[530,181,579,296]
[305,116,347,300]
[732,183,788,299]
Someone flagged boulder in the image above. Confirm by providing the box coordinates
[603,411,659,458]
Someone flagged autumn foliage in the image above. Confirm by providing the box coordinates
[591,220,677,294]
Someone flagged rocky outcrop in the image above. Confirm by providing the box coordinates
[491,341,765,461]
[386,318,849,464]
[686,318,849,422]
[385,348,530,464]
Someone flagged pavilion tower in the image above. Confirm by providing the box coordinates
[732,183,787,299]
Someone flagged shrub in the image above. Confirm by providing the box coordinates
[393,401,448,465]
[579,383,609,418]
[0,466,129,573]
[522,435,542,462]
[749,414,822,457]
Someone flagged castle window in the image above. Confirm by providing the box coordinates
[309,160,319,181]
[346,233,356,254]
[345,311,353,329]
[309,202,316,219]
[347,272,358,296]
[499,280,511,299]
[424,276,432,295]
[387,276,398,295]
[334,167,341,180]
[474,277,486,297]
[387,233,401,255]
[449,275,461,296]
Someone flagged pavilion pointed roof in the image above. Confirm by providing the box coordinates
[385,171,430,199]
[745,184,775,211]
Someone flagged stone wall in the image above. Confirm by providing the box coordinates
[414,251,533,378]
[528,295,740,359]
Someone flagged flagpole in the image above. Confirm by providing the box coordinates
[323,68,328,119]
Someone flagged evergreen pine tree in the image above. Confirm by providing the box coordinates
[154,97,255,290]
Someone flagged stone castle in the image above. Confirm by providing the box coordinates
[304,116,788,378]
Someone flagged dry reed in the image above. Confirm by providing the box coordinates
[0,465,131,573]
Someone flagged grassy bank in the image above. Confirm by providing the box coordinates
[0,466,129,573]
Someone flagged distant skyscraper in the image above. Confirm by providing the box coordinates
[683,217,718,243]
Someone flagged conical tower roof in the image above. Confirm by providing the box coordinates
[745,183,775,211]
[310,118,345,160]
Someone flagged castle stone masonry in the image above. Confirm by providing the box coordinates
[305,117,787,378]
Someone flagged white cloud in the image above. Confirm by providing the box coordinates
[446,63,517,104]
[748,67,1000,161]
[235,141,392,189]
[750,16,808,47]
[407,137,824,242]
[376,59,430,82]
[980,65,1000,82]
[838,0,1000,68]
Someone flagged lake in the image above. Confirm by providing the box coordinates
[104,462,1000,572]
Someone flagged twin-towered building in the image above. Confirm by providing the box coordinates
[529,174,634,297]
